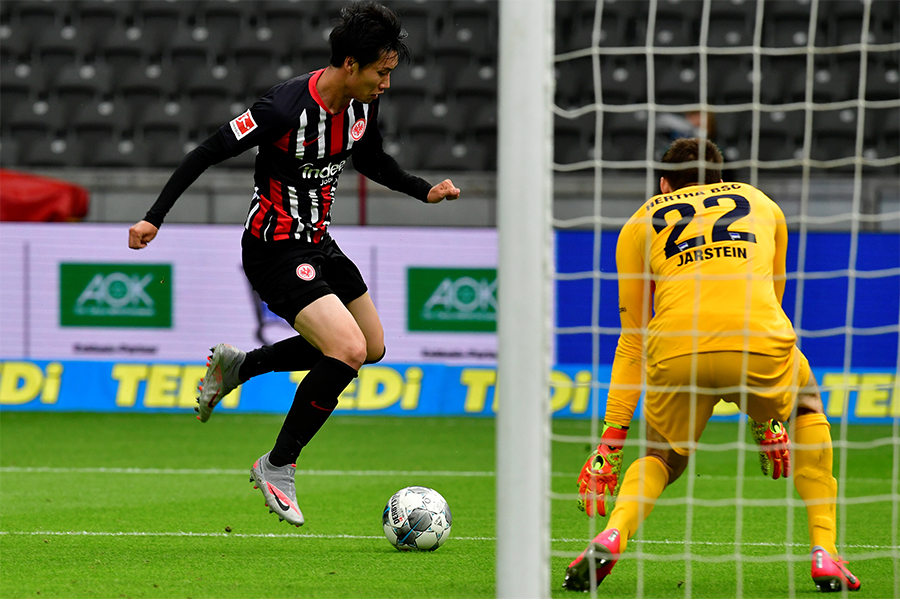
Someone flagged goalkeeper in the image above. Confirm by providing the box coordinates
[564,138,860,593]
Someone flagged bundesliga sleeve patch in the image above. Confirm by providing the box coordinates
[230,109,258,140]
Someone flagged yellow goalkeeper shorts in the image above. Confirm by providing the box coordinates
[644,347,811,456]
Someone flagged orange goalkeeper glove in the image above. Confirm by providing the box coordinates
[576,423,628,517]
[749,418,791,479]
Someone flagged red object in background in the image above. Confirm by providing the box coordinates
[0,169,90,222]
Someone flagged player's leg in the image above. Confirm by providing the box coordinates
[791,371,860,591]
[746,348,859,591]
[210,291,386,392]
[250,294,364,527]
[564,354,709,591]
[563,425,684,592]
[346,292,387,364]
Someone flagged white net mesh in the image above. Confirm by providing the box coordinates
[550,0,899,596]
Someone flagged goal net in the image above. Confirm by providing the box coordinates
[547,0,900,597]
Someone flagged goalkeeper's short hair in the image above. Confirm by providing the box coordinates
[661,137,724,190]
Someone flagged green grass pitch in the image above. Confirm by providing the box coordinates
[1,412,896,598]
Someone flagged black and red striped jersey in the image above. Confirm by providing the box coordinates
[220,69,380,243]
[143,68,433,237]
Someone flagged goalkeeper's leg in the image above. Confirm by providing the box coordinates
[564,424,685,591]
[791,373,861,592]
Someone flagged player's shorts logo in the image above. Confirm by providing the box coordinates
[350,118,367,141]
[296,264,316,281]
[230,109,257,140]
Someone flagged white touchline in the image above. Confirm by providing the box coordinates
[0,531,897,550]
[0,466,893,484]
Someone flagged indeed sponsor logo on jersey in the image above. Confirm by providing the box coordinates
[300,159,347,180]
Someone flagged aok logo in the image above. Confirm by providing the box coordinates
[60,263,172,328]
[407,267,497,332]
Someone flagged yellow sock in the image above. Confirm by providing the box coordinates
[607,455,669,553]
[793,413,837,554]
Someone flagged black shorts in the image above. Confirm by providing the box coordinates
[241,230,367,324]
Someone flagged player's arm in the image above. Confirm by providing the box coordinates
[577,224,649,517]
[772,203,789,305]
[351,103,459,203]
[128,99,291,249]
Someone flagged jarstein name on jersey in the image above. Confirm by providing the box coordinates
[676,244,748,267]
[300,159,347,183]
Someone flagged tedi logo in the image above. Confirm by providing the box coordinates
[60,263,172,328]
[300,160,347,180]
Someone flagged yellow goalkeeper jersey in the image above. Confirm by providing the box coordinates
[606,181,797,419]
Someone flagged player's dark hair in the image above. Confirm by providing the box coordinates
[329,1,410,68]
[660,138,724,190]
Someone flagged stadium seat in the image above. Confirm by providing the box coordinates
[16,0,69,37]
[554,56,592,108]
[865,59,900,101]
[97,25,162,77]
[198,0,254,41]
[183,63,241,104]
[150,137,193,169]
[195,98,245,139]
[246,63,298,99]
[76,0,135,34]
[420,140,489,172]
[381,136,422,171]
[70,98,133,147]
[86,137,150,168]
[429,26,480,75]
[654,59,700,106]
[471,101,497,170]
[387,62,445,117]
[21,137,85,168]
[232,27,284,72]
[762,0,826,48]
[0,23,34,67]
[811,108,859,165]
[55,63,115,107]
[0,135,20,167]
[600,56,648,105]
[707,0,755,49]
[758,109,805,144]
[33,25,95,80]
[405,100,467,149]
[168,24,225,70]
[784,62,855,103]
[8,98,68,137]
[137,0,194,39]
[118,63,181,113]
[865,107,899,146]
[452,63,496,115]
[136,98,197,145]
[554,111,594,165]
[0,62,48,101]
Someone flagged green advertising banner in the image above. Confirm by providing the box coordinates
[60,263,172,328]
[408,267,497,332]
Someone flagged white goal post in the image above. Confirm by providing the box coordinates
[495,0,555,597]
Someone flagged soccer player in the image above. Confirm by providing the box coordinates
[127,2,460,527]
[563,138,860,593]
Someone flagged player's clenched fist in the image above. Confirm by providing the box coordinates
[576,423,628,517]
[128,220,159,249]
[426,179,460,203]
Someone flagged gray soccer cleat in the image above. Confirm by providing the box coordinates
[250,452,305,527]
[195,343,245,423]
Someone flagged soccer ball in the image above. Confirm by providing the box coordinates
[382,486,452,551]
